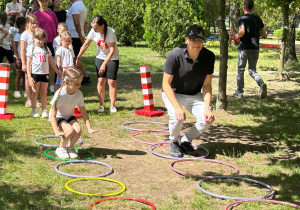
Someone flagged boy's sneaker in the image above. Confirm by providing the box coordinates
[170,141,183,157]
[179,141,200,157]
[22,91,27,97]
[233,91,243,98]
[259,83,267,99]
[41,109,48,118]
[110,106,117,113]
[49,85,54,93]
[67,147,78,159]
[55,147,70,159]
[14,91,21,98]
[97,106,104,113]
[31,108,40,118]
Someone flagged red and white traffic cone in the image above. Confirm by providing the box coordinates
[74,105,82,118]
[135,65,164,117]
[0,63,14,120]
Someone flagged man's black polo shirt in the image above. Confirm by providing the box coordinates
[163,45,215,95]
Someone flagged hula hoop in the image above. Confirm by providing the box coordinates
[65,177,126,197]
[149,142,209,160]
[197,176,276,200]
[225,199,300,210]
[88,197,156,210]
[44,147,94,161]
[55,160,114,178]
[131,130,184,145]
[122,121,168,131]
[25,127,53,136]
[34,135,82,147]
[170,158,239,178]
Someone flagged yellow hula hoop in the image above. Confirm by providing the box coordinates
[65,177,126,197]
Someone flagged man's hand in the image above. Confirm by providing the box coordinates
[175,107,186,121]
[204,109,214,124]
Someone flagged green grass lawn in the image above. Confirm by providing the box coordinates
[0,41,300,209]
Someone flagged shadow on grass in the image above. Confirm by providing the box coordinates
[0,182,75,209]
[88,147,147,159]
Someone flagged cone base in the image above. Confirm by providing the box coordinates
[0,113,14,120]
[135,109,164,117]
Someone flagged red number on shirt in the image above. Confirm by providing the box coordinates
[39,55,46,62]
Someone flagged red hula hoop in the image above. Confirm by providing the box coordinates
[225,199,300,210]
[88,197,156,210]
[170,158,239,178]
[131,130,184,145]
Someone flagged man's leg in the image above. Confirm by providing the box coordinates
[162,92,184,157]
[247,50,267,99]
[235,50,247,96]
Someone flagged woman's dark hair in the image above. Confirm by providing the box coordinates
[91,15,107,41]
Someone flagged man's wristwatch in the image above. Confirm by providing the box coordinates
[205,106,213,111]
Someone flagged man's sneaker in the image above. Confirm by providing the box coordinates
[55,147,70,159]
[259,83,267,99]
[97,106,104,113]
[31,108,40,117]
[170,141,183,158]
[233,91,243,98]
[14,91,21,98]
[180,142,200,157]
[22,91,27,97]
[49,85,54,93]
[110,106,117,113]
[67,147,78,159]
[41,109,48,118]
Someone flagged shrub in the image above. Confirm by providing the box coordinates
[89,0,144,46]
[143,0,206,55]
[273,28,283,39]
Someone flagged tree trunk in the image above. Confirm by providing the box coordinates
[278,0,289,72]
[216,0,228,110]
[284,11,299,63]
[229,1,240,46]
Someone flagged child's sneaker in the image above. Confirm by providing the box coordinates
[14,91,21,98]
[41,109,48,118]
[25,100,32,108]
[97,106,104,113]
[110,106,117,113]
[31,108,40,117]
[67,147,78,159]
[22,91,27,97]
[36,101,42,107]
[55,147,70,159]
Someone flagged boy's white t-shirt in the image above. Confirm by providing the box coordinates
[26,45,51,74]
[0,24,10,50]
[53,36,73,64]
[66,0,87,38]
[9,26,19,37]
[87,27,119,60]
[56,47,75,69]
[50,87,84,119]
[13,32,21,58]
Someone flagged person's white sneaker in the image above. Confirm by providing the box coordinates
[67,147,78,159]
[97,106,104,113]
[110,106,117,113]
[41,109,48,118]
[31,108,40,118]
[49,85,54,93]
[22,91,27,97]
[14,91,21,98]
[55,147,70,159]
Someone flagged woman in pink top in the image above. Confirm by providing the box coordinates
[33,0,58,93]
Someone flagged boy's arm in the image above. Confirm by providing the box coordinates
[13,40,20,60]
[78,106,98,134]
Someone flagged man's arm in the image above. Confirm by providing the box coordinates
[235,24,245,39]
[202,75,214,124]
[162,72,186,121]
[259,28,266,37]
[72,14,84,44]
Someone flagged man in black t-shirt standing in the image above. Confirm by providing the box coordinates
[162,25,215,158]
[233,0,267,99]
[52,0,66,23]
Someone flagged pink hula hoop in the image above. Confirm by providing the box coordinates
[225,199,300,210]
[131,130,184,145]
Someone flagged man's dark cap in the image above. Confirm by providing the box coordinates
[185,25,205,40]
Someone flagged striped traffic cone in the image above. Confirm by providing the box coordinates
[0,63,14,120]
[135,65,164,117]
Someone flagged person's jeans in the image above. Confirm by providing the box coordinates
[162,92,211,143]
[237,50,264,93]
